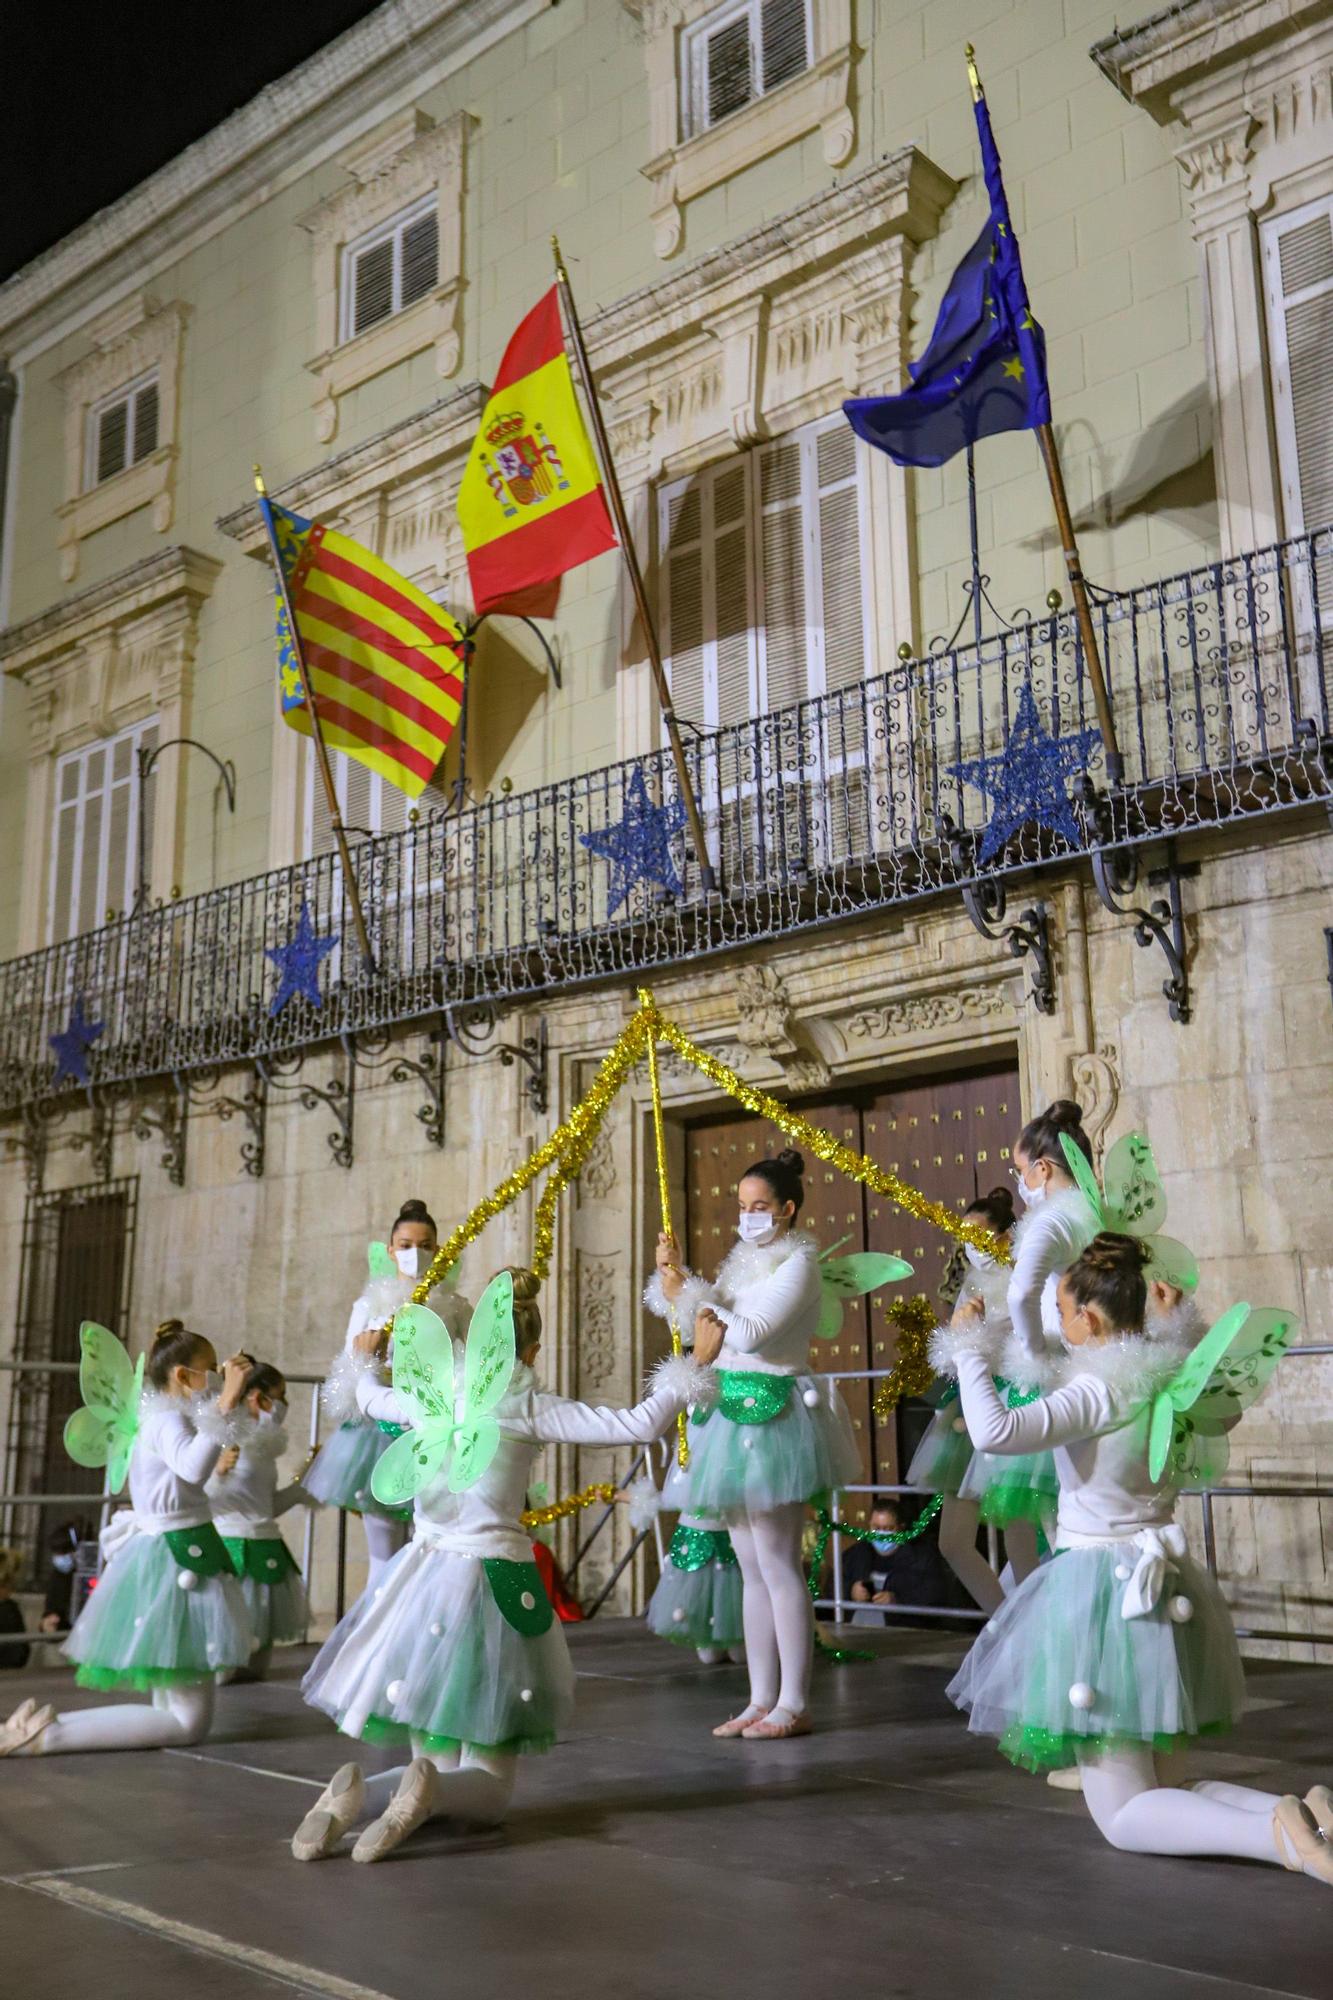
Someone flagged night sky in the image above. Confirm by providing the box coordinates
[0,2,389,285]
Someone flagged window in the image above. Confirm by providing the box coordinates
[85,374,159,490]
[659,413,869,728]
[306,746,412,858]
[682,0,810,138]
[48,719,158,943]
[339,198,439,345]
[1262,196,1333,543]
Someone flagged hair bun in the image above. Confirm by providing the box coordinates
[152,1317,186,1345]
[1045,1099,1084,1130]
[398,1198,431,1222]
[505,1266,541,1303]
[1083,1230,1151,1272]
[774,1148,805,1177]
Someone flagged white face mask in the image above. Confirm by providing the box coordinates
[1015,1175,1046,1209]
[394,1246,424,1278]
[737,1211,779,1245]
[195,1369,222,1397]
[51,1553,75,1575]
[259,1401,287,1427]
[964,1245,994,1271]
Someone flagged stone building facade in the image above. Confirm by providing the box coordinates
[0,0,1329,1639]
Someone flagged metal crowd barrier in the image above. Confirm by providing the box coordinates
[0,1346,1329,1653]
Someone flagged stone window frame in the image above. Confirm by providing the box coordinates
[301,106,474,444]
[679,0,813,140]
[0,545,222,955]
[54,295,187,583]
[639,0,854,260]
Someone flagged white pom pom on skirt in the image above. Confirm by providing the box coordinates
[684,1375,859,1516]
[64,1533,253,1691]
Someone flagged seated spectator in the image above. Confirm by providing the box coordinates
[0,1548,30,1670]
[840,1497,950,1625]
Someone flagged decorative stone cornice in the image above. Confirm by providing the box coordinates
[1090,0,1333,118]
[0,0,542,358]
[0,545,222,677]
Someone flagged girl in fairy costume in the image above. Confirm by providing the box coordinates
[648,1150,898,1741]
[641,1458,744,1665]
[304,1199,470,1593]
[0,1321,253,1756]
[293,1266,718,1864]
[906,1186,1017,1615]
[206,1358,312,1679]
[946,1232,1333,1884]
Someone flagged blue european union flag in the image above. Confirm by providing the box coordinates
[843,93,1051,469]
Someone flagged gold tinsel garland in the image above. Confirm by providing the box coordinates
[520,1481,616,1530]
[872,1294,940,1422]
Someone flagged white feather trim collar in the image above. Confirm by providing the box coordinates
[1009,1184,1096,1259]
[715,1229,820,1304]
[1054,1331,1193,1403]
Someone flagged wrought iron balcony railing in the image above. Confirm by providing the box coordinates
[1,526,1330,1117]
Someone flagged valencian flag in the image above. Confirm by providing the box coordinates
[843,90,1050,468]
[263,500,466,800]
[457,286,617,619]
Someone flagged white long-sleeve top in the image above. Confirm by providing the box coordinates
[205,1424,305,1540]
[323,1278,472,1423]
[645,1231,824,1376]
[357,1359,705,1563]
[127,1392,246,1533]
[1005,1187,1098,1373]
[956,1329,1193,1544]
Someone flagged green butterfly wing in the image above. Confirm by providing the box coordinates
[1146,1301,1251,1481]
[106,1352,145,1494]
[78,1322,137,1422]
[1102,1133,1167,1236]
[66,1325,142,1492]
[1059,1133,1107,1224]
[370,1423,455,1508]
[1146,1393,1177,1487]
[367,1240,397,1281]
[814,1253,915,1342]
[461,1272,517,1420]
[1143,1233,1199,1294]
[390,1305,461,1427]
[64,1407,119,1471]
[447,1417,502,1493]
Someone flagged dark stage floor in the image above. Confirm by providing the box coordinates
[1,1621,1330,1999]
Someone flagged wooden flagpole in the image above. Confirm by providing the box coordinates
[254,466,376,969]
[965,48,1123,785]
[551,238,718,897]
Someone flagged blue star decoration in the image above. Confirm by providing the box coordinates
[579,765,687,916]
[49,994,105,1086]
[266,900,339,1016]
[950,684,1102,868]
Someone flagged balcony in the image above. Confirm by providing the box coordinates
[2,526,1330,1121]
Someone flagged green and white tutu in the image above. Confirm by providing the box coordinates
[647,1525,743,1649]
[222,1538,308,1650]
[685,1371,859,1517]
[64,1530,253,1692]
[959,1447,1060,1527]
[947,1537,1244,1771]
[302,1419,408,1522]
[906,1389,975,1498]
[302,1536,574,1756]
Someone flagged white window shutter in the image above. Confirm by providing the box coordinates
[815,422,867,698]
[1264,197,1333,540]
[662,481,707,730]
[712,463,753,726]
[132,380,159,463]
[137,722,158,904]
[96,401,128,485]
[758,436,809,713]
[50,787,80,944]
[706,14,752,126]
[103,735,134,922]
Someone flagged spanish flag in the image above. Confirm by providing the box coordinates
[457,287,617,619]
[263,498,466,800]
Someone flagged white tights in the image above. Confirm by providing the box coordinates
[364,1741,516,1825]
[936,1503,1040,1616]
[1079,1745,1283,1863]
[729,1502,812,1721]
[362,1515,408,1592]
[36,1681,216,1755]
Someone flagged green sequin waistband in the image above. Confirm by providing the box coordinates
[668,1524,737,1573]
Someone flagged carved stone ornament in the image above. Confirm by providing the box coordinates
[577,1256,619,1388]
[734,964,832,1089]
[579,1122,618,1202]
[847,986,1009,1041]
[1070,1045,1121,1166]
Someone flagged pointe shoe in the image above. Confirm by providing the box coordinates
[291,1762,365,1862]
[0,1702,54,1756]
[1273,1796,1333,1884]
[741,1708,812,1741]
[1046,1766,1084,1792]
[351,1757,436,1864]
[713,1706,769,1738]
[1305,1785,1333,1838]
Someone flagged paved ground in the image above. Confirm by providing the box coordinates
[1,1622,1331,2000]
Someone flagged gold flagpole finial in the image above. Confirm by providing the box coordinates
[965,43,983,103]
[551,234,568,284]
[253,464,267,496]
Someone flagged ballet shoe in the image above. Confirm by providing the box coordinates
[1046,1766,1084,1792]
[291,1762,365,1861]
[713,1706,769,1738]
[1304,1785,1333,1838]
[1273,1796,1333,1884]
[694,1646,724,1665]
[352,1758,436,1864]
[0,1703,54,1757]
[741,1708,812,1741]
[727,1646,747,1665]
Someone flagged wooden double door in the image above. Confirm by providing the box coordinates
[682,1063,1019,1512]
